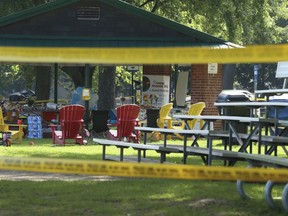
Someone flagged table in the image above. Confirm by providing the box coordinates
[255,89,288,100]
[173,114,278,155]
[214,101,288,118]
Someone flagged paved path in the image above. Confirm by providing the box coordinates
[0,170,121,182]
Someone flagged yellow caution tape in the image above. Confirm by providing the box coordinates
[0,156,287,182]
[0,44,288,64]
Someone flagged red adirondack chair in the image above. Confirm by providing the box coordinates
[50,104,85,145]
[108,104,140,143]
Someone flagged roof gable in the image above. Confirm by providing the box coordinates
[0,0,230,47]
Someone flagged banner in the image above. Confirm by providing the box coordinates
[142,75,170,107]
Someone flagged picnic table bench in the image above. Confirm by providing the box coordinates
[233,152,288,211]
[93,138,180,163]
[211,130,288,156]
[135,126,211,164]
[161,145,245,165]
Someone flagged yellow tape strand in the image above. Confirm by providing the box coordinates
[0,156,287,182]
[0,44,288,64]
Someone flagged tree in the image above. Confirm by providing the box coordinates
[98,66,116,109]
[34,66,51,100]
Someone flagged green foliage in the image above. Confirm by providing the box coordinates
[0,65,35,98]
[124,0,287,45]
[0,0,53,16]
[91,66,100,93]
[115,66,142,97]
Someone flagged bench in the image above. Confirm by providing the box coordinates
[160,144,245,165]
[93,138,180,163]
[210,130,288,156]
[236,151,288,168]
[135,126,211,164]
[232,151,288,211]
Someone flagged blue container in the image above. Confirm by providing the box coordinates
[268,99,288,120]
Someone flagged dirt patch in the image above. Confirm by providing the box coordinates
[0,170,121,182]
[188,198,229,208]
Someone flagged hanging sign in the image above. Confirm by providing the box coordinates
[82,88,91,101]
[127,66,139,72]
[142,75,170,108]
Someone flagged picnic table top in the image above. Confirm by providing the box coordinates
[134,126,209,135]
[172,114,277,123]
[255,89,288,95]
[214,101,288,107]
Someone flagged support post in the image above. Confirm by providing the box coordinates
[53,63,58,104]
[84,64,90,129]
[174,64,178,107]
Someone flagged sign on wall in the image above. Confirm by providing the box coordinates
[208,63,218,74]
[142,75,170,108]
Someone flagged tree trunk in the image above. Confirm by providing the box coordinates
[35,66,51,100]
[97,66,116,109]
[222,64,236,90]
[61,66,85,88]
[62,66,95,89]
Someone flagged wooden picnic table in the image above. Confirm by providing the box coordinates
[173,114,280,155]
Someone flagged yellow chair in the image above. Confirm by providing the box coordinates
[0,108,25,143]
[156,103,173,129]
[173,102,206,139]
[154,103,173,140]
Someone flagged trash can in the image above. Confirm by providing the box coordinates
[216,90,253,133]
[267,95,288,120]
[146,108,160,128]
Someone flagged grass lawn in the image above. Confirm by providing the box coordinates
[0,137,287,216]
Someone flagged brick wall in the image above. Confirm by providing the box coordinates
[190,64,222,129]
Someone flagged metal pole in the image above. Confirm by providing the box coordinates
[174,64,178,106]
[131,71,134,104]
[254,64,259,101]
[53,63,58,104]
[84,64,90,128]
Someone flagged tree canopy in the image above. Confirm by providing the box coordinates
[124,0,288,45]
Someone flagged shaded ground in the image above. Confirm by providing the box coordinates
[0,170,120,181]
